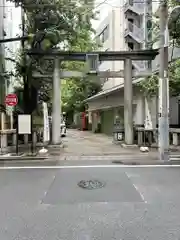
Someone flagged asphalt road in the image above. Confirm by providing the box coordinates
[0,164,180,240]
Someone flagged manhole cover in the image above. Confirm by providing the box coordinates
[78,179,105,190]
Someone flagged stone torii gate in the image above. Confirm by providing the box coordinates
[27,49,158,145]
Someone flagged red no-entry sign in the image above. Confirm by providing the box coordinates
[5,94,18,106]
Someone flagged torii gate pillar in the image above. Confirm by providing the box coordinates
[52,58,61,145]
[124,58,133,145]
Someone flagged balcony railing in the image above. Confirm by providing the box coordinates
[123,0,144,15]
[124,21,144,43]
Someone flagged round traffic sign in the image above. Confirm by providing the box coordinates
[5,94,18,106]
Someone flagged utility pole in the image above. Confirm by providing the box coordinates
[158,1,169,161]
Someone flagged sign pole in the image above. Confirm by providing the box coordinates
[16,115,19,155]
[31,114,33,154]
[4,94,18,155]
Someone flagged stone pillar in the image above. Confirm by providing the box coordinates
[33,132,37,146]
[10,112,13,129]
[0,113,7,150]
[124,59,133,144]
[24,134,28,145]
[52,58,61,145]
[12,133,17,146]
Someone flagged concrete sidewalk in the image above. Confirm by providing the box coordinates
[1,129,180,164]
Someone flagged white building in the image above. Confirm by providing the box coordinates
[95,7,126,91]
[4,1,21,95]
[0,0,6,107]
[86,0,180,137]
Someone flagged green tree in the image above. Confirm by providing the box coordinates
[137,1,180,97]
[9,0,97,113]
[61,27,101,116]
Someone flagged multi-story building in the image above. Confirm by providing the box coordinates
[0,0,6,111]
[86,1,180,136]
[95,7,126,91]
[0,0,21,129]
[4,1,21,97]
[124,0,152,71]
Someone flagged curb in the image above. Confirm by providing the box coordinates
[0,158,59,166]
[112,160,180,165]
[0,155,49,161]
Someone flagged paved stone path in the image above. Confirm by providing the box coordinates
[59,129,158,161]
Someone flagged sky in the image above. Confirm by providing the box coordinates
[13,8,21,36]
[11,5,22,37]
[92,0,124,29]
[4,2,21,58]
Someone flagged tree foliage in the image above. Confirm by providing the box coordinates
[61,28,101,113]
[8,0,98,113]
[137,59,180,97]
[137,0,180,97]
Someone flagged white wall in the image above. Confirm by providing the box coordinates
[0,0,5,61]
[88,89,179,127]
[88,87,141,112]
[169,97,179,125]
[0,0,6,104]
[0,0,5,39]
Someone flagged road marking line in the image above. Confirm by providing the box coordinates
[0,164,180,169]
[39,175,56,204]
[125,171,148,203]
[132,183,147,203]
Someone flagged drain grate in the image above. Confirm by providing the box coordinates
[112,160,141,165]
[78,179,105,190]
[131,162,140,165]
[112,160,123,164]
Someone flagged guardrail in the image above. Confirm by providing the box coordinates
[0,129,40,153]
[136,127,180,147]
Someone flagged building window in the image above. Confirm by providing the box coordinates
[128,18,134,24]
[95,35,100,45]
[128,42,134,50]
[99,25,109,43]
[147,19,152,29]
[3,30,7,37]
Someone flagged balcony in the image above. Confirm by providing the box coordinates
[123,0,144,16]
[124,21,144,44]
